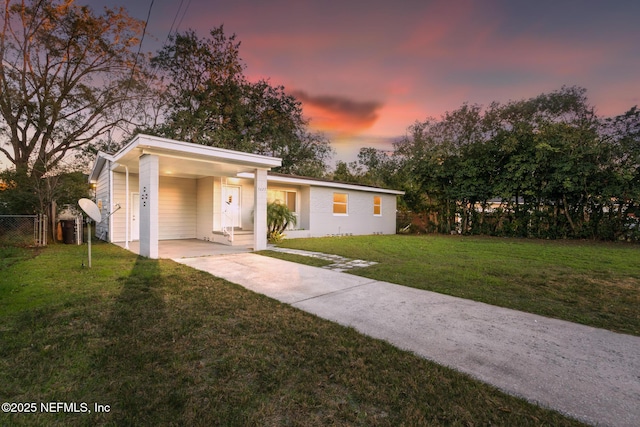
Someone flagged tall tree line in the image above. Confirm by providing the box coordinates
[342,87,640,241]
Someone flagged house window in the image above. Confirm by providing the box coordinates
[333,193,348,215]
[268,189,297,212]
[373,196,381,216]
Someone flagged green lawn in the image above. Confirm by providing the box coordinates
[273,234,640,336]
[0,245,39,271]
[0,242,585,426]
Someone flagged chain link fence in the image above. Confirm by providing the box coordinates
[0,215,47,247]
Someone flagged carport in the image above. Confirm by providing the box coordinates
[115,238,253,259]
[89,134,282,259]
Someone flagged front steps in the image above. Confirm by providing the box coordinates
[211,229,254,246]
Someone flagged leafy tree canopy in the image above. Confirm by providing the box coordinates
[149,26,332,177]
[0,0,149,180]
[0,0,151,217]
[348,86,640,240]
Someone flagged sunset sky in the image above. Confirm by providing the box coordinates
[13,0,640,167]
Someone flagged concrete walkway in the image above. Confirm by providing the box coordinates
[175,253,640,427]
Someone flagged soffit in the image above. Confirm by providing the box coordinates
[110,134,281,178]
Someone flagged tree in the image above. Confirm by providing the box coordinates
[0,0,148,179]
[600,106,640,239]
[391,86,640,240]
[150,27,245,148]
[490,87,602,237]
[0,0,149,219]
[151,26,332,177]
[332,160,360,183]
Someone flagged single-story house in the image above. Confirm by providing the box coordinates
[88,134,404,258]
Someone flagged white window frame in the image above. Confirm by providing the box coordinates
[333,192,348,216]
[268,188,298,229]
[373,195,382,216]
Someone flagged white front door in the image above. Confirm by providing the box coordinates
[222,185,241,229]
[131,192,140,241]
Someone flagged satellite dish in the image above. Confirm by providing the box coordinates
[78,198,101,269]
[79,198,102,222]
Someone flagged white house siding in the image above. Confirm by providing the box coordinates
[299,186,397,237]
[111,172,139,242]
[109,173,197,241]
[158,176,197,240]
[196,177,214,240]
[94,163,111,240]
[103,170,400,243]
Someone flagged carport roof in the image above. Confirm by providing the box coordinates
[90,134,282,181]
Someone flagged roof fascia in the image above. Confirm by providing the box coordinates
[115,134,281,168]
[88,151,115,183]
[268,174,405,195]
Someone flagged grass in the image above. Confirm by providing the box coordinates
[0,245,39,271]
[273,234,640,336]
[0,242,586,426]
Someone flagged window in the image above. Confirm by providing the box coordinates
[333,193,348,215]
[268,189,296,212]
[373,196,381,216]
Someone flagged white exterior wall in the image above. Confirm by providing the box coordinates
[158,176,197,240]
[109,172,197,241]
[111,172,139,242]
[101,170,399,243]
[94,163,110,240]
[196,177,214,240]
[286,186,397,238]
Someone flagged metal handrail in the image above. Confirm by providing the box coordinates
[222,205,234,242]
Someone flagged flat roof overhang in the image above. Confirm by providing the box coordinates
[106,134,282,179]
[268,173,405,195]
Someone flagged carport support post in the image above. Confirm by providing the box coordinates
[139,154,159,259]
[253,168,268,251]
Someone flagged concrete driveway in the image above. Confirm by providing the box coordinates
[115,239,252,258]
[175,253,640,427]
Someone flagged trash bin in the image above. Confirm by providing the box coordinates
[61,219,76,244]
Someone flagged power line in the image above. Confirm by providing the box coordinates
[132,0,155,78]
[174,0,192,36]
[164,0,192,46]
[115,0,154,142]
[166,0,185,41]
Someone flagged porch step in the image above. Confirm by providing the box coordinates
[211,230,254,246]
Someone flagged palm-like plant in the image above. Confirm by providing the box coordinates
[267,202,297,243]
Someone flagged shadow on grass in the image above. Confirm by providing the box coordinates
[0,244,588,426]
[91,256,185,425]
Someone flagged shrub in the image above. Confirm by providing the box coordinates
[267,202,297,243]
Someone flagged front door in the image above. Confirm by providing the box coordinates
[131,192,140,241]
[222,185,241,229]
